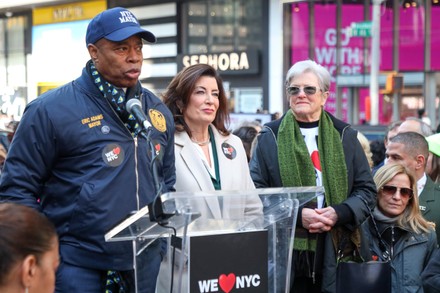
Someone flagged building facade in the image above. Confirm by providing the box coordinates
[283,0,440,127]
[0,0,438,128]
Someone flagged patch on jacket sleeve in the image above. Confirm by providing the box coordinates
[149,109,166,132]
[221,142,236,160]
[102,143,124,167]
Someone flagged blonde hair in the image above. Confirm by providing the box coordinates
[374,163,435,233]
[357,131,373,168]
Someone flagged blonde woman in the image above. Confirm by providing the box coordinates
[360,163,437,292]
[357,131,373,169]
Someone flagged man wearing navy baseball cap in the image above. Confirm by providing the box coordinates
[86,7,156,45]
[0,6,176,293]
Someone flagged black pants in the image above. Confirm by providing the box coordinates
[291,275,323,293]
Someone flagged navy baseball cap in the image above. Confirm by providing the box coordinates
[86,7,156,46]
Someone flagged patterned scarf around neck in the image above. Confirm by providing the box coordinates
[87,60,143,137]
[278,109,348,251]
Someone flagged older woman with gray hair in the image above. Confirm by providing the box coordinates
[250,59,376,292]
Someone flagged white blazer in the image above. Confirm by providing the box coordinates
[157,126,263,292]
[173,125,262,219]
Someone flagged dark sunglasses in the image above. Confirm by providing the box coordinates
[286,86,320,96]
[381,185,413,198]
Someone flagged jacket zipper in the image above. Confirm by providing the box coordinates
[390,226,395,258]
[340,125,349,142]
[102,93,143,210]
[134,137,140,210]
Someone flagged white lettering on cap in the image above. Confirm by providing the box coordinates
[119,11,138,24]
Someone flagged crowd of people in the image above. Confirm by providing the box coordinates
[359,116,440,292]
[1,6,440,293]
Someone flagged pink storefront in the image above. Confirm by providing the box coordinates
[286,0,440,127]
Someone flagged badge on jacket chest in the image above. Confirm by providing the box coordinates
[221,143,236,160]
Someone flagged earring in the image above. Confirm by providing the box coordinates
[25,287,29,293]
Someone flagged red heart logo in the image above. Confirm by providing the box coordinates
[311,150,321,171]
[219,273,235,293]
[113,147,120,155]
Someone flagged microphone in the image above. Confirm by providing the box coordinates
[126,99,152,131]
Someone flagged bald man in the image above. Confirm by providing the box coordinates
[398,117,433,137]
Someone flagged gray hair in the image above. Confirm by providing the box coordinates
[403,117,433,137]
[285,60,331,92]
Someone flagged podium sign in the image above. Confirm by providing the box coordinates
[190,230,268,292]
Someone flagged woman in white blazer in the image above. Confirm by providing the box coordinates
[158,64,263,292]
[163,63,263,219]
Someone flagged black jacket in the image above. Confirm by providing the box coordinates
[419,177,440,245]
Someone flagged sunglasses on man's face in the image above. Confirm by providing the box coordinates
[381,185,413,198]
[286,86,320,96]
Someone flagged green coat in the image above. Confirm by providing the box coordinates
[419,176,440,245]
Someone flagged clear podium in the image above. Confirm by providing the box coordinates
[105,187,321,293]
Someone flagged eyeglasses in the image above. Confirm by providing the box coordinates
[381,185,413,199]
[286,86,320,96]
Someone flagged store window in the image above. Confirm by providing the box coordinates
[0,20,6,89]
[288,1,435,125]
[431,4,440,70]
[0,16,28,121]
[399,5,424,71]
[182,0,265,115]
[184,0,264,54]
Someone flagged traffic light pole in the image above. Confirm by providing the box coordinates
[369,0,383,126]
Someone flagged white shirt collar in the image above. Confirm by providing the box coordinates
[417,173,427,196]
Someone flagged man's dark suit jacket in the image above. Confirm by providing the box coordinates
[420,176,440,245]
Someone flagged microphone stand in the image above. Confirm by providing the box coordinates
[138,118,200,293]
[139,128,173,224]
[139,127,177,293]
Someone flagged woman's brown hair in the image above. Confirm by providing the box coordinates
[0,203,57,286]
[162,64,230,136]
